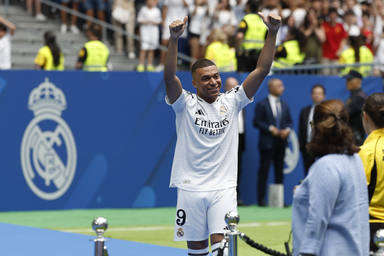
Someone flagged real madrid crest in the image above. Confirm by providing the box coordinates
[176,227,184,238]
[20,78,77,200]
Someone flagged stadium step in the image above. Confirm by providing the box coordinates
[1,3,138,71]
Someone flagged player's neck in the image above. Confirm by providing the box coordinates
[198,95,217,104]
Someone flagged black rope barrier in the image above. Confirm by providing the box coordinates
[239,233,289,256]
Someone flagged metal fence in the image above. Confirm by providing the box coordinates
[271,62,378,75]
[1,0,381,74]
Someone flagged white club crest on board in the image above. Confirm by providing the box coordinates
[284,130,299,174]
[21,78,77,200]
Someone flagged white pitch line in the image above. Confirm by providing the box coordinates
[60,221,290,233]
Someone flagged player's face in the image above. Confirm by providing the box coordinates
[192,65,222,103]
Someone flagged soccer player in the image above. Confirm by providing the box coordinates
[164,12,281,256]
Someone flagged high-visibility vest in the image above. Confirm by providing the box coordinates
[339,45,374,76]
[205,41,237,72]
[83,40,109,72]
[240,14,267,51]
[274,40,305,68]
[35,46,64,70]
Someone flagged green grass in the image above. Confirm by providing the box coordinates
[0,206,292,256]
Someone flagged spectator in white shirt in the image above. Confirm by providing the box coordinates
[0,16,16,70]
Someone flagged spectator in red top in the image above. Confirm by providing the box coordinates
[321,7,348,75]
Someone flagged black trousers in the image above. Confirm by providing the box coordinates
[236,50,261,73]
[237,133,245,200]
[257,139,285,205]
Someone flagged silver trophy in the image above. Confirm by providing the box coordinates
[374,229,384,256]
[225,211,240,256]
[92,217,109,256]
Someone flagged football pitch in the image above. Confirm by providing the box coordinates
[0,206,292,256]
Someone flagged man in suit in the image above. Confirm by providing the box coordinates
[253,78,292,206]
[298,84,326,176]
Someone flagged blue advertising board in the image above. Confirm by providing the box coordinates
[0,71,381,210]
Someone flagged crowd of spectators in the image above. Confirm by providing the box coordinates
[1,0,384,74]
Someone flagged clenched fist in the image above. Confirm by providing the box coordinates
[258,12,281,33]
[169,16,188,40]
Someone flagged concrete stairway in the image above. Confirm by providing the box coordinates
[0,3,138,71]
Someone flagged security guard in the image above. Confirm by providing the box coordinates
[205,28,237,72]
[34,31,64,71]
[345,70,367,146]
[339,35,374,76]
[273,27,305,70]
[76,24,110,71]
[236,0,267,72]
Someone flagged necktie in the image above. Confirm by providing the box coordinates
[276,99,281,129]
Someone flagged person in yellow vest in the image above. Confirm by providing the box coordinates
[76,24,110,71]
[235,0,267,72]
[359,93,384,253]
[339,35,374,77]
[34,31,64,70]
[273,27,306,70]
[205,28,237,72]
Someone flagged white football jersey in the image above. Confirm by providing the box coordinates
[166,85,253,191]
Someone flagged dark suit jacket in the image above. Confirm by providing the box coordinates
[253,97,293,150]
[298,105,311,151]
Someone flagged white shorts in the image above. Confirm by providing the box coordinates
[174,187,237,241]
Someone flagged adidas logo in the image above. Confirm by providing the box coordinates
[195,109,205,116]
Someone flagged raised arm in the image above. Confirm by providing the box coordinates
[163,16,188,104]
[0,16,16,35]
[243,13,281,99]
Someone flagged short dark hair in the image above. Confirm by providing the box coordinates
[311,84,326,95]
[191,59,216,74]
[328,7,338,14]
[0,23,7,32]
[246,0,260,13]
[307,99,359,157]
[344,9,356,17]
[87,24,102,40]
[363,93,384,128]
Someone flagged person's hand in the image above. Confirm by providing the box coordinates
[270,126,280,137]
[258,12,281,33]
[279,129,290,139]
[169,16,188,40]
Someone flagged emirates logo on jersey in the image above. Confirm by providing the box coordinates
[194,117,229,136]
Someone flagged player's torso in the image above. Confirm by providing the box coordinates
[180,93,236,141]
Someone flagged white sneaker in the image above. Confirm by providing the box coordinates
[70,25,79,34]
[128,52,136,59]
[36,13,46,21]
[155,65,164,72]
[60,24,67,34]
